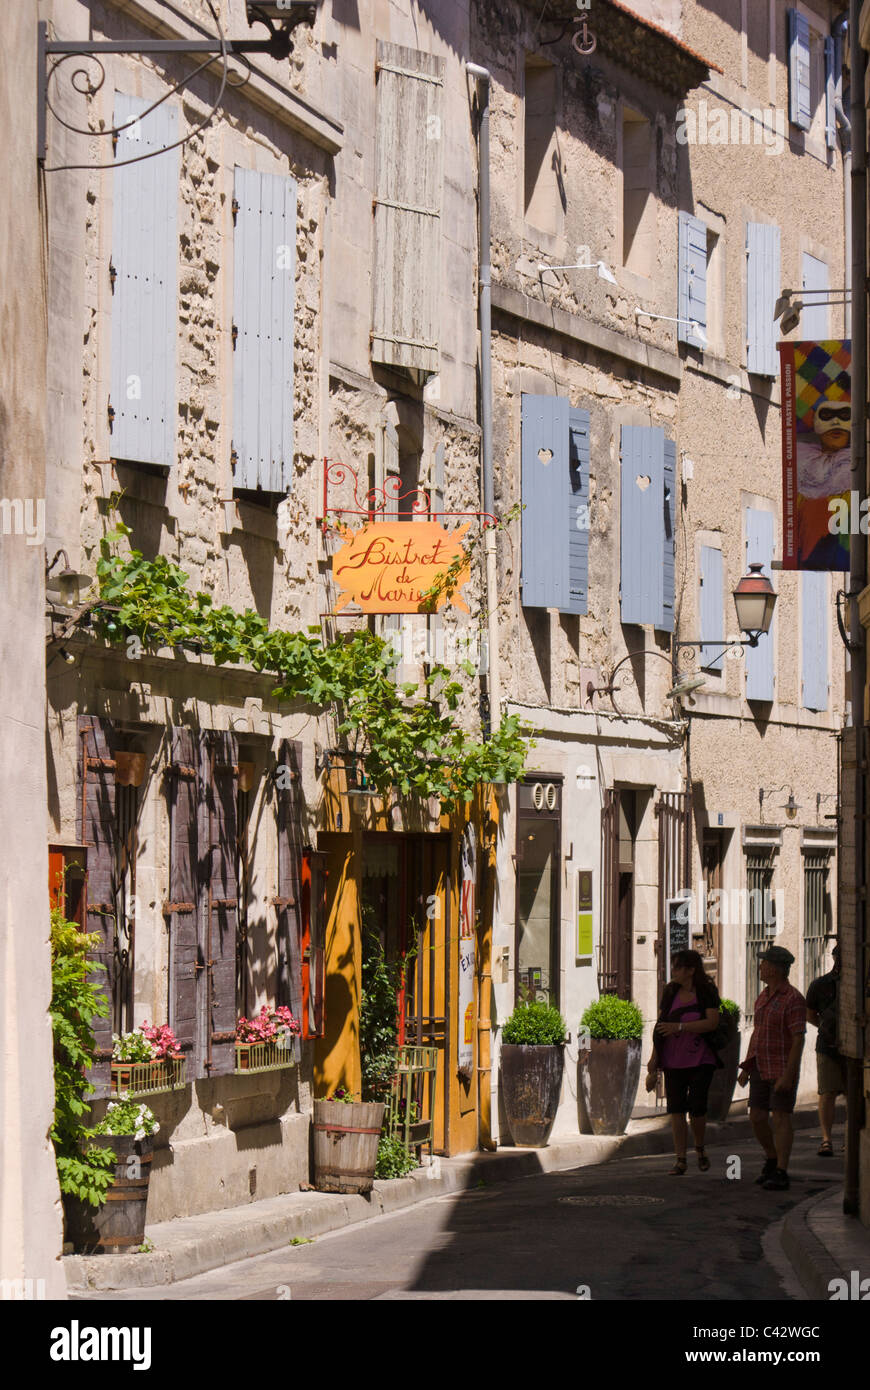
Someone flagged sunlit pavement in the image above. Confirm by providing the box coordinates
[74,1126,846,1301]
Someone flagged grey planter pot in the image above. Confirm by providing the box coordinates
[578,1037,642,1135]
[500,1043,564,1147]
[706,1022,741,1121]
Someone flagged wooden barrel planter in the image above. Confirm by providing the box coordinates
[578,1038,642,1136]
[312,1100,385,1194]
[63,1135,153,1255]
[706,1024,741,1122]
[500,1044,564,1147]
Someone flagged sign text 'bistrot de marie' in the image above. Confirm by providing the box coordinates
[332,520,472,614]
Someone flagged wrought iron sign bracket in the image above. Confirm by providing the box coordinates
[319,457,497,534]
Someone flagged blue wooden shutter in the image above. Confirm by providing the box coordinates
[232,167,296,493]
[620,425,667,627]
[661,436,676,634]
[110,93,179,469]
[802,571,829,710]
[788,9,812,132]
[745,508,775,702]
[699,545,724,673]
[521,395,569,610]
[678,212,707,348]
[801,253,829,339]
[746,222,781,377]
[567,408,590,616]
[824,36,837,148]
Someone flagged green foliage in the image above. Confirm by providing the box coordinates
[501,1000,567,1046]
[719,998,741,1024]
[136,1238,155,1254]
[374,1134,419,1180]
[359,921,408,1104]
[92,1097,159,1138]
[326,1087,356,1104]
[112,1029,152,1062]
[50,907,116,1208]
[581,995,644,1041]
[289,1237,314,1246]
[94,523,530,808]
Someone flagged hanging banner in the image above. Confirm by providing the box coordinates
[332,520,471,614]
[780,340,851,571]
[458,824,476,1078]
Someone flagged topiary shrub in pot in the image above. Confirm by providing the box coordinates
[500,1001,567,1147]
[706,998,742,1122]
[578,996,644,1136]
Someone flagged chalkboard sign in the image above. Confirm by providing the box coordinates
[665,895,692,981]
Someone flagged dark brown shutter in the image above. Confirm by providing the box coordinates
[276,739,304,1057]
[203,731,239,1076]
[599,788,620,997]
[166,727,201,1072]
[77,715,117,1096]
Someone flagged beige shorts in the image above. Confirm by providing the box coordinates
[817,1052,847,1096]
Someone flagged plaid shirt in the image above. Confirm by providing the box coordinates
[744,980,806,1080]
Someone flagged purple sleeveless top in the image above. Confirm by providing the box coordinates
[660,993,717,1069]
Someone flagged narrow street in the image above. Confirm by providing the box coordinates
[79,1128,839,1301]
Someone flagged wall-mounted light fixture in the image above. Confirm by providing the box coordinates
[759,785,801,823]
[538,260,617,284]
[773,288,850,335]
[45,549,91,608]
[634,307,707,347]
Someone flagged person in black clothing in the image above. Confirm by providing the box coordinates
[645,949,721,1175]
[805,943,845,1157]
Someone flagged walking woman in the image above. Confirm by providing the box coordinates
[645,950,721,1174]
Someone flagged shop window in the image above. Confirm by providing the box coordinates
[515,777,562,1008]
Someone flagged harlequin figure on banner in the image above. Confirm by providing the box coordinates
[780,340,851,571]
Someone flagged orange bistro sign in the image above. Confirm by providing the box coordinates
[332,520,472,614]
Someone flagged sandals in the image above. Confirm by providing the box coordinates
[695,1146,711,1172]
[669,1157,687,1175]
[818,1140,834,1157]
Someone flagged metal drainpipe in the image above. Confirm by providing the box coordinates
[834,12,852,335]
[467,62,499,1150]
[845,0,866,1219]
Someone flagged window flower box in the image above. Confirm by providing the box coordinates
[110,1056,186,1097]
[234,1005,301,1073]
[234,1039,297,1074]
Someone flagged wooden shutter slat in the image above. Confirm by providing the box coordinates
[678,211,707,349]
[699,545,725,673]
[801,253,829,339]
[77,715,117,1096]
[661,436,676,634]
[802,571,829,711]
[277,739,305,1053]
[788,9,812,132]
[203,731,238,1077]
[521,394,570,610]
[566,409,590,616]
[110,93,179,468]
[746,222,781,378]
[168,727,200,1068]
[620,425,667,627]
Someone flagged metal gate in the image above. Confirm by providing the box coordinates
[745,851,776,1020]
[803,853,831,990]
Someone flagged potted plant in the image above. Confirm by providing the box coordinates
[313,1087,386,1194]
[499,1000,567,1147]
[63,1096,159,1255]
[578,996,644,1135]
[706,998,742,1122]
[111,1023,184,1094]
[235,1005,301,1072]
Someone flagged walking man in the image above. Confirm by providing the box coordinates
[737,945,806,1190]
[805,943,845,1157]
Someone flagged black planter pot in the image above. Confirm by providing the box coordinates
[706,1023,741,1121]
[578,1038,642,1135]
[63,1134,154,1255]
[500,1044,564,1146]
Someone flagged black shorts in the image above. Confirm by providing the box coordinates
[664,1064,716,1117]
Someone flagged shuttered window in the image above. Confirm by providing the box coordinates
[276,739,310,1049]
[109,93,179,470]
[678,211,707,348]
[801,253,829,339]
[231,167,296,496]
[372,42,444,380]
[746,222,781,377]
[788,9,812,131]
[166,728,200,1073]
[824,37,837,149]
[77,716,118,1097]
[619,425,676,632]
[699,545,724,673]
[520,395,589,615]
[745,508,776,702]
[801,570,829,711]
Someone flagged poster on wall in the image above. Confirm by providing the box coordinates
[458,824,476,1079]
[779,339,851,571]
[577,869,593,960]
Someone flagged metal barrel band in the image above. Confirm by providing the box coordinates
[313,1123,382,1135]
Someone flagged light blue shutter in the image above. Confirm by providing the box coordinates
[699,546,724,673]
[801,253,829,339]
[567,409,590,616]
[621,425,672,628]
[110,93,179,468]
[746,222,781,377]
[232,167,296,493]
[661,436,676,634]
[678,212,707,348]
[521,395,570,610]
[824,37,837,149]
[745,508,775,702]
[788,9,812,132]
[802,571,829,710]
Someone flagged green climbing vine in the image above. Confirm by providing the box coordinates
[93,522,529,805]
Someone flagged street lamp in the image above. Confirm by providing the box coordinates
[45,550,91,608]
[672,562,777,686]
